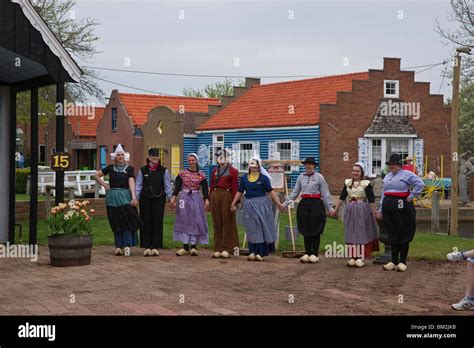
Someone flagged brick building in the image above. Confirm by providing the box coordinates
[319,57,451,191]
[45,105,105,170]
[95,90,220,173]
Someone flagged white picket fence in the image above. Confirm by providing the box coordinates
[32,170,107,197]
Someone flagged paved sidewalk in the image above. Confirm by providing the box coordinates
[0,246,469,315]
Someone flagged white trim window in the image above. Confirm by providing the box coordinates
[211,134,224,165]
[238,141,259,171]
[384,80,399,98]
[365,137,414,176]
[276,140,292,172]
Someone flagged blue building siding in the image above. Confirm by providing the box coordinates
[183,127,320,188]
[183,136,197,171]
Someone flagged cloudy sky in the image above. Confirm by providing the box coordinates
[72,0,459,104]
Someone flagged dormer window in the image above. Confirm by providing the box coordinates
[384,80,399,98]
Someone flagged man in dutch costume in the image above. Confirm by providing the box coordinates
[136,148,172,256]
[285,157,335,264]
[376,154,425,272]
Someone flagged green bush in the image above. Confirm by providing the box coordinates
[16,168,30,194]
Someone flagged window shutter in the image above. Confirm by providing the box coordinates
[268,141,276,160]
[231,143,239,168]
[413,138,424,175]
[358,137,370,173]
[291,140,300,172]
[253,141,260,158]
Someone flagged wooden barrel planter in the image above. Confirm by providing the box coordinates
[48,234,93,267]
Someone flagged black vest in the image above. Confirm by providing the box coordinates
[140,165,166,199]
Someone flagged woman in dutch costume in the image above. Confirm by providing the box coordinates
[285,157,334,264]
[231,156,284,261]
[376,154,425,272]
[331,163,379,268]
[170,153,210,256]
[209,149,239,259]
[136,148,172,257]
[94,144,142,256]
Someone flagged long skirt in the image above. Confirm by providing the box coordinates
[139,196,166,249]
[173,190,209,245]
[296,198,326,237]
[243,195,277,256]
[382,196,416,244]
[344,200,379,258]
[211,189,239,253]
[106,188,142,248]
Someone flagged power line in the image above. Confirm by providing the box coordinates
[93,76,180,96]
[92,61,449,97]
[84,61,446,79]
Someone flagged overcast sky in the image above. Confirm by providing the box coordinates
[72,0,459,105]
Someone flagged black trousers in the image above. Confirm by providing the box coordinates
[382,196,416,265]
[139,196,166,249]
[303,235,320,256]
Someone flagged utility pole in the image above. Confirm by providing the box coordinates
[450,47,471,236]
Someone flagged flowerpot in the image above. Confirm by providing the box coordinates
[48,234,93,267]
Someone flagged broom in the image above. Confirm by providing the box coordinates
[281,176,305,258]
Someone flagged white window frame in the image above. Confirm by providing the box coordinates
[367,137,413,176]
[384,80,399,98]
[238,141,258,172]
[275,140,292,173]
[212,134,224,165]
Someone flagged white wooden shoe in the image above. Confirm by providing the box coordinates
[212,252,221,258]
[143,248,152,257]
[247,253,256,261]
[221,251,230,259]
[255,254,264,261]
[347,258,356,267]
[383,262,396,271]
[190,248,198,256]
[354,259,365,268]
[114,248,123,256]
[151,249,160,256]
[300,254,310,263]
[176,248,189,256]
[396,263,407,272]
[309,255,319,263]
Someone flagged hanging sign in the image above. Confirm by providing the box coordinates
[50,152,71,171]
[268,165,285,189]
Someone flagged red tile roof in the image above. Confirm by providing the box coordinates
[68,106,105,137]
[118,93,221,126]
[197,72,369,131]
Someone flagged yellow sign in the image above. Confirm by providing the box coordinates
[51,152,71,171]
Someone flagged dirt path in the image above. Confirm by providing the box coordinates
[0,246,470,315]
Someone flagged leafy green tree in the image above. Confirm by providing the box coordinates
[183,78,245,99]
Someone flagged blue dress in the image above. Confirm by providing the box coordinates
[239,174,277,256]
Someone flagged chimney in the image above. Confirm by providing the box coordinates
[245,77,261,89]
[208,104,222,116]
[383,57,401,72]
[233,86,247,98]
[220,95,235,107]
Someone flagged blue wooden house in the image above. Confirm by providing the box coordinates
[183,72,369,187]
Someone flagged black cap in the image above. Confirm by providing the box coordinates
[301,157,318,165]
[386,154,402,165]
[148,148,160,157]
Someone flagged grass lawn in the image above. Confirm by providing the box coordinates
[16,194,45,201]
[14,211,473,261]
